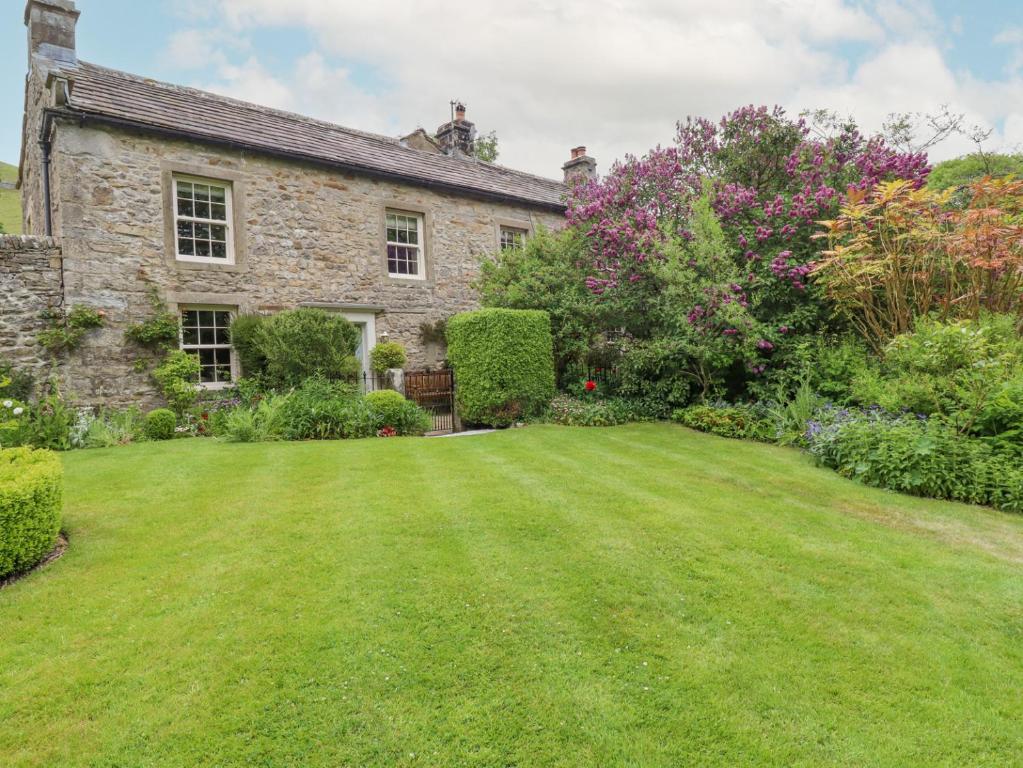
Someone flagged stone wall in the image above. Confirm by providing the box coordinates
[0,234,62,383]
[33,120,565,407]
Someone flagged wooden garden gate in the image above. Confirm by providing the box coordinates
[405,369,457,434]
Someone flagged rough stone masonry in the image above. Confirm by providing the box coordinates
[10,0,596,409]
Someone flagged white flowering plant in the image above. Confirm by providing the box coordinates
[0,377,30,448]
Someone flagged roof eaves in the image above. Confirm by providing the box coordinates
[55,108,568,212]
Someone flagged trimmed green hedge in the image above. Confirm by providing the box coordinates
[0,448,62,579]
[446,308,555,426]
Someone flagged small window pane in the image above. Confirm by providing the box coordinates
[194,201,210,219]
[178,239,195,256]
[210,203,227,221]
[199,327,216,345]
[210,225,227,242]
[210,186,226,203]
[177,221,193,238]
[211,242,226,259]
[177,200,194,217]
[214,311,231,327]
[177,181,193,197]
[196,241,211,257]
[181,326,198,345]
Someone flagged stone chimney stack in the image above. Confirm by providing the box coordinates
[25,0,79,68]
[436,102,476,157]
[562,146,597,186]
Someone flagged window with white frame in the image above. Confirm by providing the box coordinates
[180,307,234,386]
[500,225,527,250]
[385,210,425,278]
[174,177,234,263]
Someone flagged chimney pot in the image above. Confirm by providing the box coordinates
[562,146,597,186]
[25,0,79,68]
[437,102,476,157]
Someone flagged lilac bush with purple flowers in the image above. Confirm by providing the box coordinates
[566,105,930,397]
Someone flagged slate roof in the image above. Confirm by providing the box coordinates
[55,61,569,210]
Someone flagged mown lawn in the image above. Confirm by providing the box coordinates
[2,423,1023,766]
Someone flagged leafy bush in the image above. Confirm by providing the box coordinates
[78,408,144,448]
[765,379,823,446]
[446,308,556,427]
[228,314,268,376]
[257,308,360,388]
[152,351,201,414]
[806,408,1023,512]
[850,314,1023,437]
[124,287,179,350]
[816,178,1023,349]
[0,447,62,579]
[278,376,373,440]
[545,395,653,427]
[222,395,289,443]
[672,403,773,441]
[370,342,407,373]
[16,389,76,451]
[144,408,177,441]
[364,389,431,435]
[37,304,105,354]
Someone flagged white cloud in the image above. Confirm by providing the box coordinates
[161,0,1023,176]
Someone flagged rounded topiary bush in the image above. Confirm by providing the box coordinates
[446,308,555,427]
[144,408,177,441]
[364,389,431,435]
[0,447,63,579]
[370,342,407,374]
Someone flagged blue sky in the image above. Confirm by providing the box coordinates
[4,1,1023,176]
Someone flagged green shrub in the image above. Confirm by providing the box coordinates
[370,342,407,373]
[152,351,201,414]
[545,395,653,427]
[278,376,372,440]
[38,304,105,354]
[20,389,76,451]
[765,379,824,446]
[673,403,773,441]
[124,287,179,350]
[222,395,289,443]
[144,408,177,441]
[80,408,144,448]
[258,309,360,388]
[365,389,431,435]
[0,447,62,579]
[124,311,179,349]
[229,314,268,376]
[807,409,1023,512]
[446,308,556,427]
[850,314,1023,436]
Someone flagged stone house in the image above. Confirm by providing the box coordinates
[5,0,598,407]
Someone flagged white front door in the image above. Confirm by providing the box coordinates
[342,310,377,379]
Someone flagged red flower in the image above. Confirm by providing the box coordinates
[584,380,597,392]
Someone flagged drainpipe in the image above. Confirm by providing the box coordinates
[39,110,55,236]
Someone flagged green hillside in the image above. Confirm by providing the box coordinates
[0,160,22,234]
